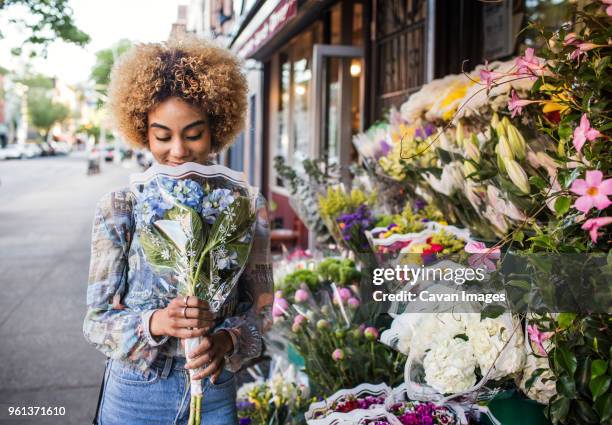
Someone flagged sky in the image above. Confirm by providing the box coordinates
[0,0,187,84]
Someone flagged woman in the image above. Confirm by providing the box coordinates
[83,38,273,425]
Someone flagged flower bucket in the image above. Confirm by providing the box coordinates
[480,390,551,425]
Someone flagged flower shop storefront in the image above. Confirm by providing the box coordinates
[231,0,435,250]
[231,1,612,425]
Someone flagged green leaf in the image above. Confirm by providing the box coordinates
[557,374,576,398]
[592,360,608,378]
[513,230,525,243]
[454,333,469,341]
[589,375,611,400]
[558,124,573,141]
[554,196,571,216]
[575,399,600,424]
[595,393,612,421]
[554,347,578,375]
[529,176,548,190]
[525,368,547,390]
[481,304,505,319]
[549,397,570,424]
[557,313,577,329]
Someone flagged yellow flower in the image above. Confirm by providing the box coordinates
[408,242,429,254]
[540,84,571,115]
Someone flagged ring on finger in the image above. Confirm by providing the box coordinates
[183,306,188,318]
[184,295,189,306]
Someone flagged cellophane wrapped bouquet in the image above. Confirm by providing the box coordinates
[130,162,259,425]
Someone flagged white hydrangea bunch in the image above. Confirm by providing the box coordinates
[393,312,525,397]
[466,314,525,380]
[423,337,478,394]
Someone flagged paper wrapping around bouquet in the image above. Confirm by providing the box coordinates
[129,162,260,314]
[130,162,259,208]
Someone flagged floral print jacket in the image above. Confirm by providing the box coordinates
[83,188,274,373]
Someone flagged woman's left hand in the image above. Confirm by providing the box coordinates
[184,331,233,382]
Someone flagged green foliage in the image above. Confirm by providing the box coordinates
[281,269,320,295]
[544,314,612,424]
[316,258,361,286]
[1,0,90,56]
[27,93,69,136]
[90,39,133,106]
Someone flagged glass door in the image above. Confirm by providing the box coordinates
[310,44,364,183]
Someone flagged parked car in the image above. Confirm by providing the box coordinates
[104,146,115,162]
[50,141,71,155]
[1,145,24,160]
[39,141,56,156]
[22,143,43,158]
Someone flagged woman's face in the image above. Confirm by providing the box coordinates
[147,97,212,166]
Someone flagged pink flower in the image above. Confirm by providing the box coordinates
[573,114,602,153]
[604,0,612,16]
[562,32,579,47]
[272,297,289,318]
[348,297,360,309]
[332,348,345,361]
[570,170,612,213]
[479,61,503,90]
[527,325,553,356]
[292,314,307,332]
[570,43,602,62]
[508,90,539,118]
[515,48,543,79]
[294,289,310,303]
[364,326,379,341]
[581,217,612,243]
[334,287,352,304]
[465,241,501,271]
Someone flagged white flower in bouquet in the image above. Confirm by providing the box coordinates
[423,337,478,394]
[237,381,264,401]
[423,162,465,196]
[466,315,525,381]
[400,76,458,122]
[519,352,557,405]
[486,185,527,221]
[409,313,473,358]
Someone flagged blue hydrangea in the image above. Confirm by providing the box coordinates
[135,177,204,227]
[166,179,204,211]
[201,188,236,224]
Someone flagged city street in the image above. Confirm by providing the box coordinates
[0,154,135,424]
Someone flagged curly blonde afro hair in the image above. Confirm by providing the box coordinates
[108,37,248,152]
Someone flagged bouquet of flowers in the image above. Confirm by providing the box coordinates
[395,312,525,404]
[130,162,259,425]
[236,365,313,425]
[271,284,405,395]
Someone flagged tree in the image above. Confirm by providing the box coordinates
[1,0,90,56]
[28,94,69,139]
[20,73,69,139]
[90,39,132,106]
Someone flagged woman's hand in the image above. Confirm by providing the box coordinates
[185,331,234,382]
[150,296,215,339]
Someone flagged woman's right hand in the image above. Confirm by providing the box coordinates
[149,296,215,339]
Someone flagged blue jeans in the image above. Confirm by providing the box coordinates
[98,355,238,425]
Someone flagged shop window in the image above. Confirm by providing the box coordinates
[272,22,322,188]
